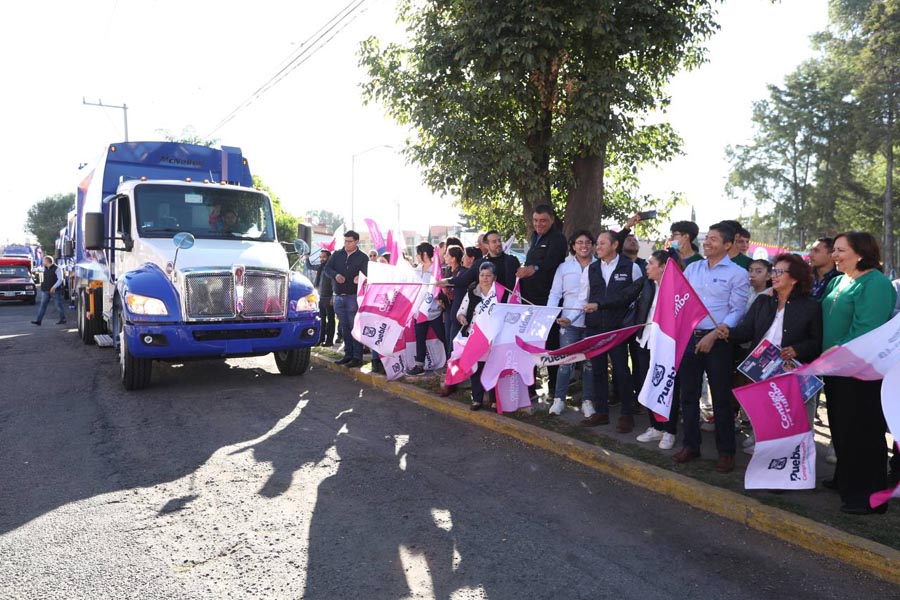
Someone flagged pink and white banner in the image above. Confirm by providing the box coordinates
[637,259,709,420]
[364,218,386,253]
[318,223,345,251]
[733,375,816,490]
[385,230,400,265]
[445,288,501,386]
[515,324,642,368]
[381,323,447,381]
[480,304,560,411]
[352,262,426,356]
[871,361,900,507]
[417,251,444,324]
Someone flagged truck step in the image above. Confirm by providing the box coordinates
[94,334,115,348]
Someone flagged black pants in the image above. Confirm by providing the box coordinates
[588,329,634,417]
[415,316,447,364]
[825,376,888,506]
[678,335,735,456]
[528,321,560,397]
[318,296,335,344]
[633,346,679,434]
[470,361,494,405]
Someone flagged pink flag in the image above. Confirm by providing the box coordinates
[417,251,444,324]
[515,324,642,368]
[480,304,560,391]
[385,230,400,265]
[382,320,446,380]
[354,281,425,355]
[508,278,522,304]
[318,223,345,251]
[495,370,532,413]
[870,364,900,508]
[364,218,386,253]
[445,287,501,386]
[637,259,709,420]
[733,374,816,490]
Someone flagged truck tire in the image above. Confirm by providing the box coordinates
[274,347,311,376]
[116,304,152,390]
[77,291,94,345]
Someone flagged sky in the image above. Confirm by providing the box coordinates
[0,0,830,247]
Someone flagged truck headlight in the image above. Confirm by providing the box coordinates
[26,284,35,290]
[126,293,169,316]
[295,292,319,312]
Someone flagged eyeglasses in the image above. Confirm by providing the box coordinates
[573,240,594,246]
[772,268,787,276]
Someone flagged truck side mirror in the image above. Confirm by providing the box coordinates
[293,239,310,256]
[84,213,105,250]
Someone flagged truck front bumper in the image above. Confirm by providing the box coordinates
[124,316,320,359]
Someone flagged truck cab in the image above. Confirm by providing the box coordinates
[76,142,319,389]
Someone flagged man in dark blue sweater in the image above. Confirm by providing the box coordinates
[323,231,369,368]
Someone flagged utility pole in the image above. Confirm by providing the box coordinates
[83,97,129,141]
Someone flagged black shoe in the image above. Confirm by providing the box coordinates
[30,321,40,326]
[56,320,67,325]
[345,358,364,368]
[840,503,887,515]
[335,357,352,365]
[470,401,483,411]
[371,360,385,374]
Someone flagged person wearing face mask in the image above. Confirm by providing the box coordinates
[668,221,702,266]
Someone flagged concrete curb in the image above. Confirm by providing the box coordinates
[312,354,900,584]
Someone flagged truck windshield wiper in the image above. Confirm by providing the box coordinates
[141,227,185,234]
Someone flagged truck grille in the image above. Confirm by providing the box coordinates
[0,284,30,292]
[185,273,235,319]
[183,270,287,321]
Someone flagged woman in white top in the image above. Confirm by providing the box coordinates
[633,250,682,450]
[457,262,500,410]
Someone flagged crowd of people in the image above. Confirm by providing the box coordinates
[310,206,900,516]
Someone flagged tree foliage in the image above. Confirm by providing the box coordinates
[728,0,900,270]
[26,193,74,251]
[305,209,344,233]
[252,176,299,243]
[157,126,219,148]
[360,0,718,238]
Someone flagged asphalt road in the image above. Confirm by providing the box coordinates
[0,301,896,599]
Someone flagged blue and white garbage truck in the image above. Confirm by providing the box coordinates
[74,141,319,389]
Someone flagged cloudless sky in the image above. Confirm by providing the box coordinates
[0,0,828,247]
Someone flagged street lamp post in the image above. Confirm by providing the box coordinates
[351,144,394,230]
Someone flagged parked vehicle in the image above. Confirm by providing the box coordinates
[75,141,319,389]
[0,257,37,304]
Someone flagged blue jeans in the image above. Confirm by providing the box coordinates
[553,325,594,404]
[35,289,66,323]
[333,294,362,360]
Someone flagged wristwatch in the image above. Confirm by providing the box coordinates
[533,265,540,272]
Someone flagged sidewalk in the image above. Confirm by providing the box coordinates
[312,348,900,584]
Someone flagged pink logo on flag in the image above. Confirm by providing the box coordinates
[733,374,815,490]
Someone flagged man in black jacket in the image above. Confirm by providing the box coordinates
[323,231,369,367]
[312,249,335,346]
[516,205,568,397]
[581,231,644,432]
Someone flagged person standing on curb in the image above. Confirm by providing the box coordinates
[31,256,66,326]
[323,231,368,368]
[673,222,749,474]
[581,230,644,432]
[516,205,568,398]
[547,229,597,419]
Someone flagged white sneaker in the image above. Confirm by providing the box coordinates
[582,400,596,419]
[549,398,566,416]
[636,427,664,443]
[825,443,837,465]
[658,433,676,450]
[742,433,756,449]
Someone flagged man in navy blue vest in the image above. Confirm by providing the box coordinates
[580,231,643,432]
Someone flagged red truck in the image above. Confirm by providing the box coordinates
[0,257,38,304]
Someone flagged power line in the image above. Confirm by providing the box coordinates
[207,0,370,136]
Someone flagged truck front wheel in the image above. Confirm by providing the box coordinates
[274,347,310,376]
[116,304,152,390]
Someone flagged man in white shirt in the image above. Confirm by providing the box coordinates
[548,230,597,417]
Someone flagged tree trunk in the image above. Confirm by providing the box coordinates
[885,105,895,276]
[562,149,606,238]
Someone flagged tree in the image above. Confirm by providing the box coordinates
[360,0,717,238]
[253,176,299,243]
[156,126,219,147]
[856,0,900,272]
[305,209,344,233]
[26,193,74,251]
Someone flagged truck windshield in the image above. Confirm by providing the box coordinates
[0,267,31,278]
[134,184,276,241]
